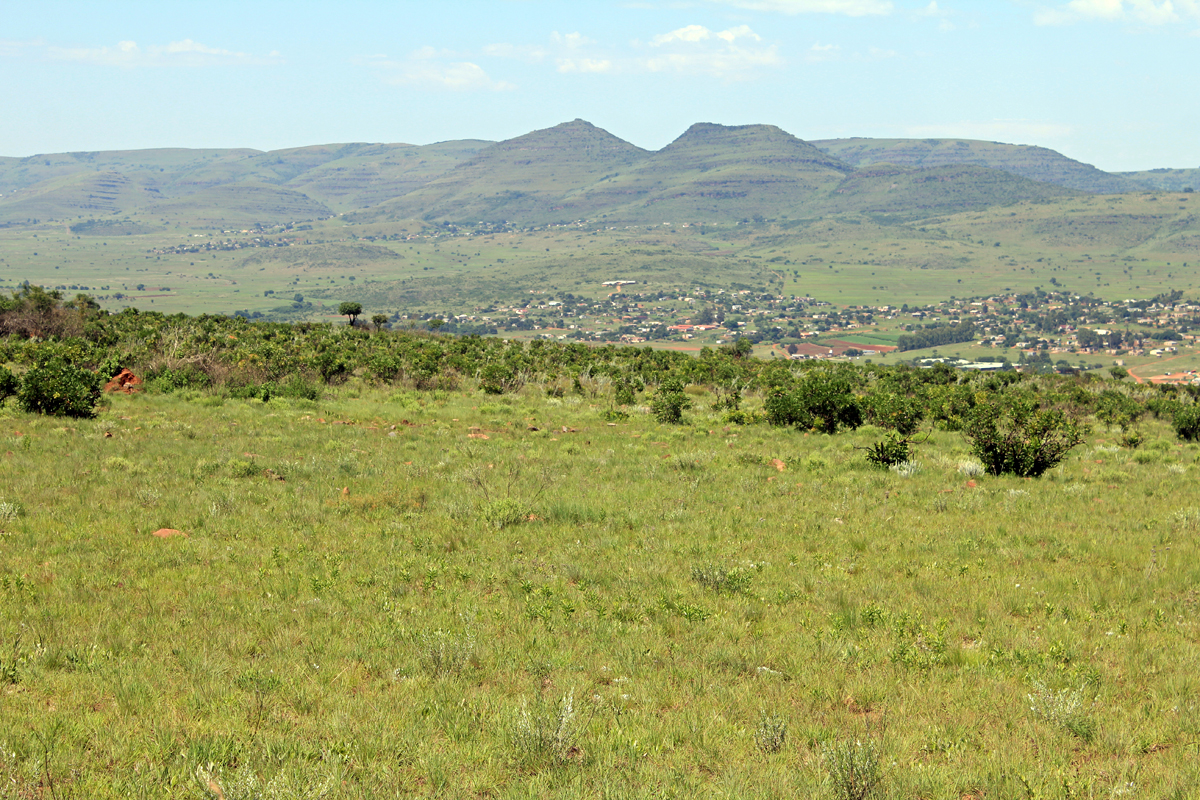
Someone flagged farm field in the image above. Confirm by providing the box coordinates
[2,374,1200,798]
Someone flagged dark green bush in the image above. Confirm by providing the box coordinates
[864,432,911,469]
[0,366,17,401]
[963,394,1087,477]
[147,365,212,393]
[17,358,103,418]
[863,391,924,436]
[764,368,861,433]
[1173,403,1200,442]
[650,378,691,424]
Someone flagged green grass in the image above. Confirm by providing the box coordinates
[2,380,1200,797]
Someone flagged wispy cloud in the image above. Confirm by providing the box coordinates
[916,1,957,30]
[1034,0,1200,25]
[706,0,894,15]
[485,26,779,80]
[364,48,515,91]
[38,38,279,67]
[640,24,781,78]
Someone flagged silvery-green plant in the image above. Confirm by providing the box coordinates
[889,460,922,477]
[754,710,787,754]
[823,737,883,800]
[957,459,985,477]
[418,628,478,677]
[511,689,584,767]
[1027,680,1095,742]
[194,762,335,800]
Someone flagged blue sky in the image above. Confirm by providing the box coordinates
[2,0,1197,171]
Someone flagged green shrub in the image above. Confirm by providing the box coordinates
[0,366,18,401]
[17,357,102,418]
[764,368,861,433]
[1173,403,1200,442]
[482,498,528,530]
[863,391,923,436]
[650,378,691,424]
[148,365,212,393]
[864,432,911,469]
[963,394,1087,477]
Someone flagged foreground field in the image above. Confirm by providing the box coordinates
[2,379,1199,799]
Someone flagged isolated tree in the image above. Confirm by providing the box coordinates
[371,313,389,330]
[338,301,362,326]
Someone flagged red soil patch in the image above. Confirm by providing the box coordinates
[103,369,142,394]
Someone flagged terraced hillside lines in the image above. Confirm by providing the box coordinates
[0,147,259,196]
[813,163,1079,220]
[0,171,163,223]
[813,137,1139,194]
[0,140,490,222]
[567,122,853,223]
[140,183,334,226]
[1118,167,1200,192]
[355,119,650,224]
[283,140,494,212]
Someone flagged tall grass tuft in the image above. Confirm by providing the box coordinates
[824,737,884,800]
[510,689,586,768]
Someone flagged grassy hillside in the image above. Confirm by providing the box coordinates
[806,163,1079,220]
[355,120,651,224]
[0,171,164,223]
[1118,168,1200,192]
[812,137,1139,194]
[559,123,852,223]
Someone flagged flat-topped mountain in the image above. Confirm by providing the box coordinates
[558,123,853,221]
[811,137,1138,194]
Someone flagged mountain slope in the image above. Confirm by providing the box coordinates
[560,122,853,222]
[355,119,649,223]
[0,171,163,223]
[1117,168,1200,193]
[812,137,1137,194]
[805,162,1080,220]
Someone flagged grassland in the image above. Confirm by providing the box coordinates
[2,186,1198,327]
[0,365,1199,799]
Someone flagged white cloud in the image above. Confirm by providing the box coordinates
[42,38,275,67]
[643,24,780,77]
[368,50,515,92]
[707,0,893,15]
[1034,0,1199,25]
[905,120,1074,144]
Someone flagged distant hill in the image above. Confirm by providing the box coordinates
[807,162,1079,220]
[1117,168,1200,193]
[0,170,163,223]
[354,119,650,224]
[560,122,853,222]
[1,122,1195,229]
[0,140,491,223]
[811,137,1138,194]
